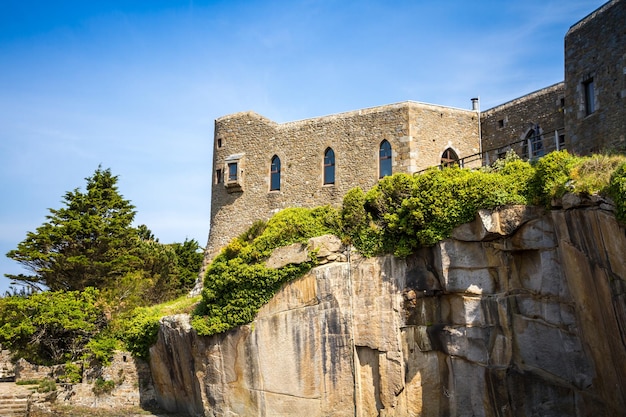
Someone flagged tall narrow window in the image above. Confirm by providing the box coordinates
[215,169,222,184]
[228,162,238,182]
[441,148,459,167]
[270,155,281,191]
[522,128,544,160]
[324,148,335,185]
[583,78,595,115]
[379,140,392,178]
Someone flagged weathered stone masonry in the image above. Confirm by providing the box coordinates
[200,0,625,275]
[205,101,480,260]
[565,0,626,154]
[481,82,565,163]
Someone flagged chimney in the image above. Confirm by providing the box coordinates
[471,97,480,111]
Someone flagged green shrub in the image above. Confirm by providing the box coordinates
[529,150,579,206]
[85,333,120,365]
[341,188,383,256]
[192,207,339,336]
[570,154,626,195]
[113,308,161,359]
[0,287,107,365]
[92,377,115,396]
[59,362,82,384]
[37,378,57,393]
[345,164,533,256]
[252,206,339,257]
[608,161,626,223]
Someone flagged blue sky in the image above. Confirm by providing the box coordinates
[0,0,606,293]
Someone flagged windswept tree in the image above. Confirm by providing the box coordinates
[6,167,140,291]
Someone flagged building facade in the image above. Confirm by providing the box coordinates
[480,83,566,163]
[564,0,626,154]
[206,102,480,258]
[202,0,624,264]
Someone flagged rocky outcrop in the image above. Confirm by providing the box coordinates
[149,205,626,416]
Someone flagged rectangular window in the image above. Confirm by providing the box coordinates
[217,138,222,148]
[584,78,595,115]
[228,163,238,182]
[215,169,222,184]
[498,119,505,128]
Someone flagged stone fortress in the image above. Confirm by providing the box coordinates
[204,0,625,263]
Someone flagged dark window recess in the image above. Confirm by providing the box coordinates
[522,128,544,159]
[583,78,595,115]
[498,119,505,128]
[217,138,222,148]
[270,155,281,191]
[324,148,335,185]
[379,140,392,178]
[441,148,459,167]
[216,169,222,184]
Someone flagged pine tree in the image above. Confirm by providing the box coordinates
[6,167,140,291]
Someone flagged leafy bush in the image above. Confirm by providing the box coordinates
[113,308,161,359]
[59,362,83,384]
[341,187,383,256]
[92,377,115,396]
[252,206,339,257]
[343,163,534,256]
[570,154,626,195]
[192,207,339,336]
[0,288,107,365]
[528,150,579,206]
[85,333,120,366]
[37,379,57,393]
[608,161,626,223]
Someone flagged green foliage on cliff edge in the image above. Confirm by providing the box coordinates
[190,150,626,338]
[192,207,338,336]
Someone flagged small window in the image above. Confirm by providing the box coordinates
[379,140,392,178]
[498,119,505,128]
[228,162,238,182]
[441,148,459,167]
[224,153,244,191]
[215,169,222,184]
[270,155,281,191]
[583,78,595,115]
[324,148,335,185]
[217,138,222,148]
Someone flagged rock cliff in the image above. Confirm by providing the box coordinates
[149,205,626,416]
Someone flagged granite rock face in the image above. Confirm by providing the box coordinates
[150,206,626,416]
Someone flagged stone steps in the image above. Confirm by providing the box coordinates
[0,384,32,417]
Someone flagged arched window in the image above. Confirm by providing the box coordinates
[270,155,281,191]
[441,148,459,167]
[522,127,544,160]
[324,147,335,185]
[379,140,392,178]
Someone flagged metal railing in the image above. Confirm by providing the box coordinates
[418,127,565,173]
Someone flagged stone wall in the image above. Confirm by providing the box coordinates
[16,352,157,411]
[153,206,626,417]
[564,0,626,155]
[57,351,157,410]
[0,348,14,381]
[480,83,565,163]
[204,102,479,264]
